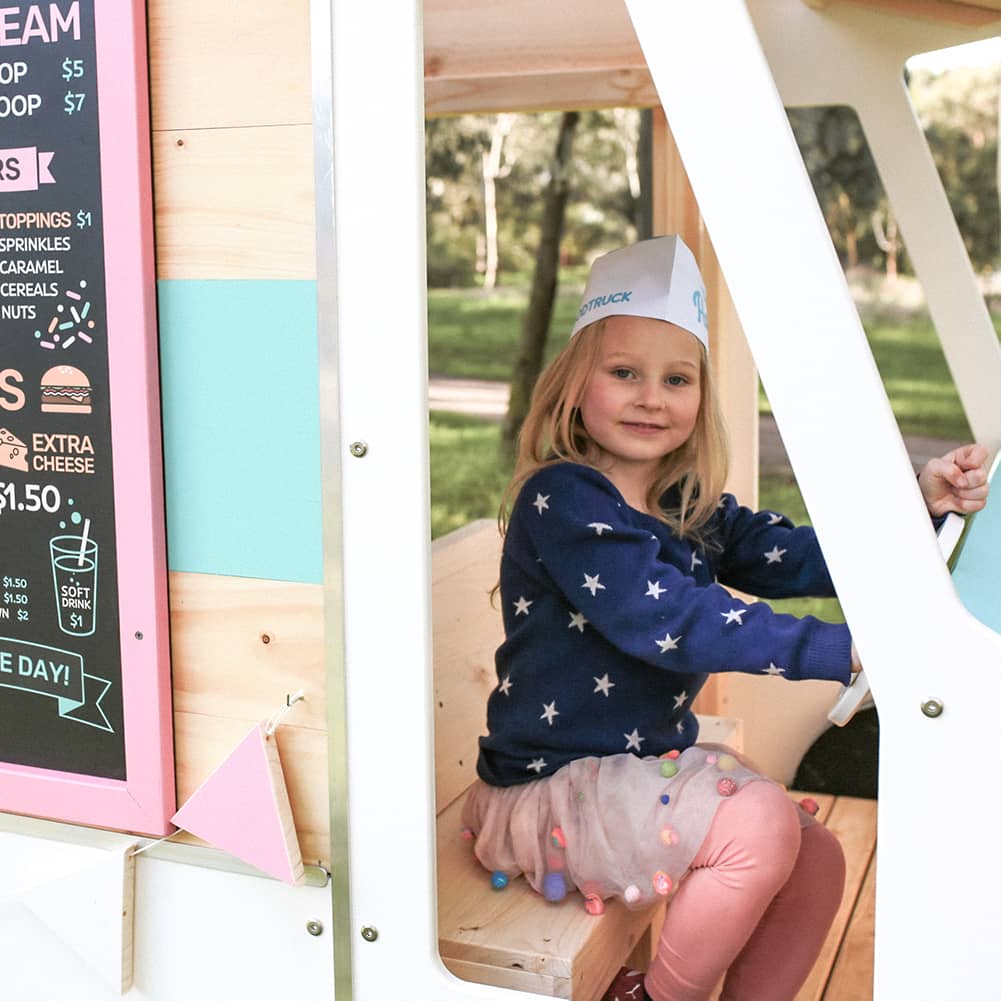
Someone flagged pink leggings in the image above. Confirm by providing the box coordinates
[644,781,845,1001]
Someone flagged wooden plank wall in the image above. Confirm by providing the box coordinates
[145,0,328,866]
[148,0,314,281]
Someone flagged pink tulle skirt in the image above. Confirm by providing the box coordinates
[462,746,771,909]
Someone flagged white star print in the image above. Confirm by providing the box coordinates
[691,551,703,572]
[527,757,547,774]
[498,675,512,695]
[513,595,533,616]
[588,522,613,536]
[582,573,606,596]
[645,580,666,600]
[767,512,784,525]
[673,691,688,709]
[533,493,550,515]
[764,545,787,564]
[626,986,643,999]
[624,728,645,751]
[721,608,747,625]
[676,721,685,733]
[764,663,786,676]
[540,701,560,726]
[593,674,615,697]
[568,610,588,632]
[656,632,682,653]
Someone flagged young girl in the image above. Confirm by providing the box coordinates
[462,235,989,1001]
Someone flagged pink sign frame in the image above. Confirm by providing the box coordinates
[0,0,174,835]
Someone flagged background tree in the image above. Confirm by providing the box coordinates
[500,111,580,456]
[426,68,1000,317]
[910,64,1000,274]
[425,115,492,286]
[481,113,516,288]
[787,105,885,270]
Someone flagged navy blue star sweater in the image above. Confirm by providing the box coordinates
[476,463,853,786]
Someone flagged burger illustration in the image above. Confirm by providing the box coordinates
[40,366,92,414]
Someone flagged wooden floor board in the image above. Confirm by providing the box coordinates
[797,796,877,1001]
[822,856,877,1001]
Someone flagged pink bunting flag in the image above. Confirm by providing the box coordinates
[171,722,305,886]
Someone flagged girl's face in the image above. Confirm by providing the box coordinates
[579,315,703,495]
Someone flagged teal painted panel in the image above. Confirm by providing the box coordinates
[157,280,322,583]
[952,459,1001,635]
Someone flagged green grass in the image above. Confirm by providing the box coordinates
[757,313,974,442]
[429,412,512,538]
[428,286,582,381]
[865,314,974,441]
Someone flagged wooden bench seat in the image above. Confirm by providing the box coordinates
[436,789,660,1001]
[432,520,743,1000]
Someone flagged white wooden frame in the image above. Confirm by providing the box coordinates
[323,1,1001,999]
[320,2,527,1000]
[625,2,1001,997]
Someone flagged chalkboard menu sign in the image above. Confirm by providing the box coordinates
[0,0,174,835]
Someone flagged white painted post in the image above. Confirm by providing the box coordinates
[320,1,556,998]
[624,2,1001,996]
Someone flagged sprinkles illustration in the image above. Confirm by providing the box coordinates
[34,281,98,351]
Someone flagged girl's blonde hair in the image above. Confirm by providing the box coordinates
[501,318,731,542]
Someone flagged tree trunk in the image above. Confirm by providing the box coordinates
[845,228,859,270]
[836,191,859,269]
[871,206,899,281]
[500,110,580,456]
[482,113,516,290]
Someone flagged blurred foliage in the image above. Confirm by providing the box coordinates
[427,65,1001,286]
[788,65,1000,276]
[910,64,1000,275]
[787,105,889,271]
[426,110,643,287]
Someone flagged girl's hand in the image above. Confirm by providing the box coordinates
[917,443,990,518]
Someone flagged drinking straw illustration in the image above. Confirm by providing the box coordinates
[78,518,91,566]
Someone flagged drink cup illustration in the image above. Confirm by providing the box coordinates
[50,531,98,637]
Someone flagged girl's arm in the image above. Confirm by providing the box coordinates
[513,464,851,684]
[715,444,990,597]
[712,497,836,600]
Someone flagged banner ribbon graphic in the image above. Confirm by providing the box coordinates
[0,147,56,193]
[0,636,113,732]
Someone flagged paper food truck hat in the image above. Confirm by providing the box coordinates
[570,235,709,350]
